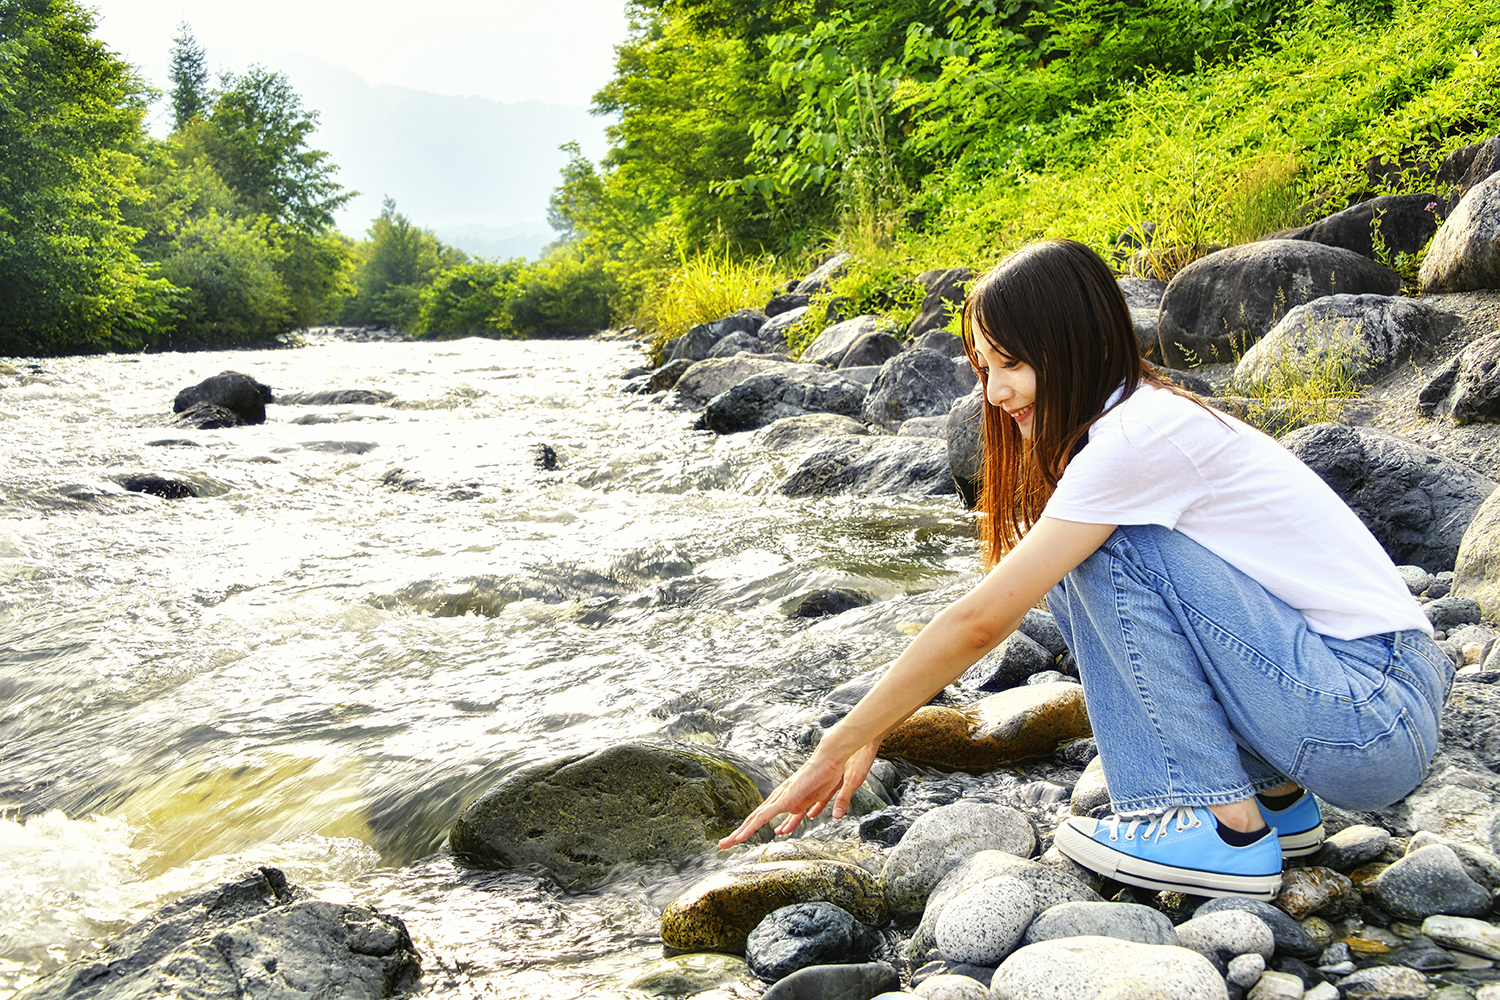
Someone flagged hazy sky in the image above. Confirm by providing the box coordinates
[88,0,632,109]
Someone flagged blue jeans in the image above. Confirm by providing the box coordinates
[1047,525,1454,815]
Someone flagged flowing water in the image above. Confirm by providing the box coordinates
[0,335,989,999]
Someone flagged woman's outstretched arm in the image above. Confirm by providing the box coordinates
[720,517,1115,847]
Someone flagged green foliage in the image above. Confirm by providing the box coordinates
[341,198,463,330]
[634,249,782,360]
[414,261,525,337]
[168,22,209,132]
[1226,324,1372,435]
[155,213,290,348]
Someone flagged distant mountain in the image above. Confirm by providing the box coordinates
[270,55,610,259]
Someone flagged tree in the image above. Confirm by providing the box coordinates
[341,198,462,329]
[168,21,209,132]
[156,213,290,347]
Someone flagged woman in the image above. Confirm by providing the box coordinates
[719,239,1452,899]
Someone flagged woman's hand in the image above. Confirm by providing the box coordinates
[718,738,881,848]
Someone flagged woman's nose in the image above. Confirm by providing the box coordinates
[987,377,1010,406]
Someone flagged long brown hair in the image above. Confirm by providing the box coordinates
[961,239,1179,567]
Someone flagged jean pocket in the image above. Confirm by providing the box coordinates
[1289,709,1429,811]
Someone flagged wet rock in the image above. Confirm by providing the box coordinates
[174,402,245,429]
[781,589,872,619]
[533,443,558,470]
[935,878,1034,965]
[660,860,886,953]
[1022,900,1177,947]
[145,439,200,447]
[1416,330,1500,424]
[961,632,1054,691]
[1456,488,1500,613]
[1314,825,1391,871]
[778,437,955,499]
[451,742,764,891]
[1175,909,1276,973]
[1372,845,1492,919]
[946,387,983,509]
[1276,867,1356,920]
[702,370,866,434]
[13,867,420,1000]
[277,389,395,405]
[754,413,869,453]
[862,350,972,431]
[1421,915,1500,959]
[173,371,272,424]
[1334,965,1432,999]
[1157,240,1401,370]
[1279,422,1496,571]
[1249,970,1304,1000]
[1069,756,1112,818]
[906,268,974,341]
[1195,897,1321,959]
[1388,935,1458,971]
[804,316,893,367]
[120,474,198,500]
[1422,596,1483,631]
[1274,193,1443,261]
[881,802,1037,915]
[877,684,1092,771]
[1422,172,1500,293]
[761,961,898,1000]
[745,902,882,982]
[912,973,988,999]
[795,252,852,295]
[1236,294,1458,387]
[989,937,1227,1000]
[617,953,749,995]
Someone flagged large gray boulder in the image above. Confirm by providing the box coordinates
[173,371,273,425]
[1418,329,1500,423]
[1455,488,1500,622]
[1422,172,1500,293]
[863,349,971,431]
[450,742,764,890]
[778,437,956,499]
[1439,135,1500,215]
[1157,241,1401,369]
[702,370,866,434]
[1234,293,1459,387]
[906,268,975,340]
[1271,193,1443,260]
[666,309,768,362]
[804,316,892,367]
[669,357,811,409]
[14,868,420,1000]
[1280,422,1496,571]
[839,332,904,369]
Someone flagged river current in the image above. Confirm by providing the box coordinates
[0,334,987,999]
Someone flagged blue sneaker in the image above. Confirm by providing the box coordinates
[1258,791,1325,858]
[1054,806,1282,899]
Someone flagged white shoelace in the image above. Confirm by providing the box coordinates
[1104,806,1202,843]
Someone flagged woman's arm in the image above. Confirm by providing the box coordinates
[720,517,1115,846]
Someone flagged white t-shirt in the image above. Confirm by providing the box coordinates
[1042,383,1431,640]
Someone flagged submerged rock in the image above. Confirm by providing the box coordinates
[745,902,883,982]
[278,389,396,405]
[761,961,899,1000]
[120,474,198,500]
[450,741,764,890]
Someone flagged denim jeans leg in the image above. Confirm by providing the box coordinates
[1048,524,1448,815]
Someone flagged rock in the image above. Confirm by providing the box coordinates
[839,332,904,369]
[1279,423,1496,571]
[1398,565,1437,596]
[897,416,950,439]
[669,358,812,409]
[13,867,419,1000]
[778,437,956,498]
[1314,825,1391,871]
[1018,610,1069,657]
[1194,898,1321,958]
[961,632,1054,691]
[666,311,767,362]
[1439,137,1500,211]
[1421,914,1500,958]
[804,316,893,367]
[913,973,988,999]
[1422,172,1500,293]
[912,329,967,358]
[781,587,872,619]
[1175,909,1276,973]
[795,252,852,295]
[761,961,898,1000]
[934,878,1035,965]
[1235,294,1458,387]
[745,902,882,982]
[760,306,812,351]
[862,349,971,431]
[174,402,246,429]
[878,684,1092,771]
[881,802,1037,915]
[1456,488,1500,611]
[1274,867,1355,920]
[1226,954,1265,990]
[1121,278,1170,357]
[708,330,776,358]
[754,413,870,453]
[1371,845,1492,919]
[1388,935,1459,972]
[1407,832,1500,891]
[989,937,1228,1000]
[906,269,975,340]
[767,292,812,317]
[277,389,395,405]
[1022,900,1177,947]
[450,742,764,890]
[1069,756,1112,818]
[1248,971,1304,1000]
[1418,329,1500,424]
[1119,277,1168,310]
[702,370,867,434]
[618,953,749,995]
[120,474,198,500]
[1334,965,1432,999]
[173,371,273,424]
[660,860,886,953]
[1274,193,1443,261]
[1157,241,1402,370]
[1422,596,1483,630]
[946,387,983,509]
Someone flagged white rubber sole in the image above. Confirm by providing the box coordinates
[1278,823,1326,858]
[1055,822,1282,900]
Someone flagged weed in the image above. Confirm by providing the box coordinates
[633,249,784,364]
[1227,316,1375,433]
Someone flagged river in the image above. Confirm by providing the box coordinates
[0,334,987,999]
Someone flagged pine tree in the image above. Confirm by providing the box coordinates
[168,22,209,132]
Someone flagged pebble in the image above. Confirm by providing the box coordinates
[1248,971,1305,1000]
[1022,900,1178,948]
[1068,756,1111,818]
[1175,909,1276,973]
[1387,935,1459,971]
[745,902,883,983]
[1397,565,1435,596]
[1299,916,1335,949]
[1314,825,1392,871]
[1334,964,1433,998]
[988,937,1224,1000]
[1226,953,1266,988]
[1320,941,1353,965]
[1305,985,1340,1000]
[1196,897,1322,959]
[934,878,1035,965]
[1373,845,1493,920]
[881,801,1036,914]
[1422,914,1500,958]
[760,961,900,1000]
[912,973,989,999]
[1276,867,1355,919]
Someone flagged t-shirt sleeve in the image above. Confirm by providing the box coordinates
[1042,417,1211,528]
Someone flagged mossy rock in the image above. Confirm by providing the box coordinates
[449,741,764,891]
[879,683,1092,771]
[661,860,887,953]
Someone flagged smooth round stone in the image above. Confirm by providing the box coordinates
[989,936,1225,1000]
[1299,916,1335,950]
[1022,900,1178,948]
[1334,964,1433,999]
[1036,846,1106,896]
[1477,985,1500,1000]
[1226,953,1266,988]
[934,878,1035,966]
[760,962,900,1000]
[746,902,882,983]
[1248,970,1305,1000]
[1422,914,1500,959]
[1304,984,1341,1000]
[881,801,1037,914]
[1069,755,1111,817]
[1373,845,1492,919]
[1195,897,1321,958]
[1315,825,1391,871]
[913,973,988,999]
[1175,910,1276,973]
[1398,565,1436,595]
[1407,832,1500,891]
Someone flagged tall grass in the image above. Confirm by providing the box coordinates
[634,250,784,364]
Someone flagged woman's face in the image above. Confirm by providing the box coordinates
[972,332,1037,440]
